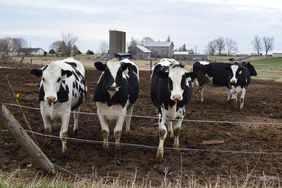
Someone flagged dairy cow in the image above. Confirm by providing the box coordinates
[150,58,196,160]
[226,62,255,109]
[94,58,139,150]
[193,61,257,107]
[30,57,87,153]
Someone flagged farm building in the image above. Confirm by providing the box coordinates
[109,30,126,58]
[18,48,45,56]
[187,54,208,61]
[272,50,282,57]
[128,45,151,60]
[143,41,174,58]
[173,51,189,60]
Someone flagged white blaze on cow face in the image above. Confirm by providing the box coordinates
[41,64,63,103]
[106,59,123,91]
[230,64,239,84]
[168,66,187,102]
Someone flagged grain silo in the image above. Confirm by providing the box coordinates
[109,30,126,58]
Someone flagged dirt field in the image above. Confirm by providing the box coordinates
[0,64,282,185]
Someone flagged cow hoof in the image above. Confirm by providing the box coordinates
[156,148,164,161]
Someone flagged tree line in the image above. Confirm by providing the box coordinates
[206,35,274,55]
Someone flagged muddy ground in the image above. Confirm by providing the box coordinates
[0,63,282,185]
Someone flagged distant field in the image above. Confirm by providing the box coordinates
[12,55,282,82]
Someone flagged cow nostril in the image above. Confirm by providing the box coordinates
[172,95,181,102]
[46,96,56,103]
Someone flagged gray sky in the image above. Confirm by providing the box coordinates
[1,0,281,54]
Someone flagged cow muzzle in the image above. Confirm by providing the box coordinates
[171,95,182,102]
[230,78,237,85]
[46,96,56,105]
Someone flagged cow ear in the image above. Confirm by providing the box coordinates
[30,69,42,78]
[61,69,73,79]
[121,62,131,71]
[157,67,169,78]
[185,72,197,81]
[94,62,105,71]
[241,62,247,66]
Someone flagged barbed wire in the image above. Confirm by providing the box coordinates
[24,129,282,156]
[4,102,282,126]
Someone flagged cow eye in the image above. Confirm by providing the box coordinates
[57,78,61,82]
[42,78,45,82]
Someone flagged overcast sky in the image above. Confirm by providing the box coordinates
[1,0,282,54]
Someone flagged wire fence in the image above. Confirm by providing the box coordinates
[2,101,282,179]
[4,102,282,126]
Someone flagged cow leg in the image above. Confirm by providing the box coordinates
[239,88,246,110]
[167,121,174,138]
[60,112,71,154]
[97,113,109,150]
[199,87,204,103]
[73,107,80,134]
[41,113,52,145]
[156,113,167,160]
[125,104,134,133]
[227,89,232,102]
[114,112,126,150]
[173,120,182,150]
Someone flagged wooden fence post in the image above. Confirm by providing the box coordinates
[0,101,56,174]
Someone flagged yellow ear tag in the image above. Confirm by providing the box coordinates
[16,93,21,100]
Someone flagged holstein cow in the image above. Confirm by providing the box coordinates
[150,58,196,160]
[30,57,87,153]
[94,58,139,150]
[226,62,256,109]
[192,61,257,108]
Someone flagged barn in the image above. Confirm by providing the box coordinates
[272,50,282,57]
[173,51,189,60]
[143,41,174,58]
[18,48,45,56]
[128,45,151,60]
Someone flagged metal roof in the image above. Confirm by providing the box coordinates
[136,45,151,53]
[143,41,173,47]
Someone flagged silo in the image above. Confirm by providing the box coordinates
[109,30,126,58]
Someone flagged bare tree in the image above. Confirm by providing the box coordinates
[251,35,262,55]
[61,32,78,56]
[100,41,109,55]
[0,38,12,55]
[50,40,63,56]
[262,36,274,56]
[141,37,154,44]
[207,40,217,55]
[215,37,225,55]
[127,37,139,51]
[225,38,238,55]
[11,38,27,52]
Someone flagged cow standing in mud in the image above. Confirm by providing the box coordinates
[93,58,139,150]
[30,57,87,153]
[150,58,196,160]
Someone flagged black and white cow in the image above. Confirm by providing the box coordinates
[150,58,196,160]
[30,57,87,153]
[94,58,139,150]
[193,61,257,108]
[226,62,256,109]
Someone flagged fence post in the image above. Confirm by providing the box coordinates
[0,104,56,174]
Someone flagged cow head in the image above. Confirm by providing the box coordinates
[30,64,72,104]
[242,62,257,76]
[226,63,243,85]
[158,64,196,102]
[94,58,131,93]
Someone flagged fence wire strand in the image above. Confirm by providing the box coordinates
[4,102,282,126]
[24,129,282,156]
